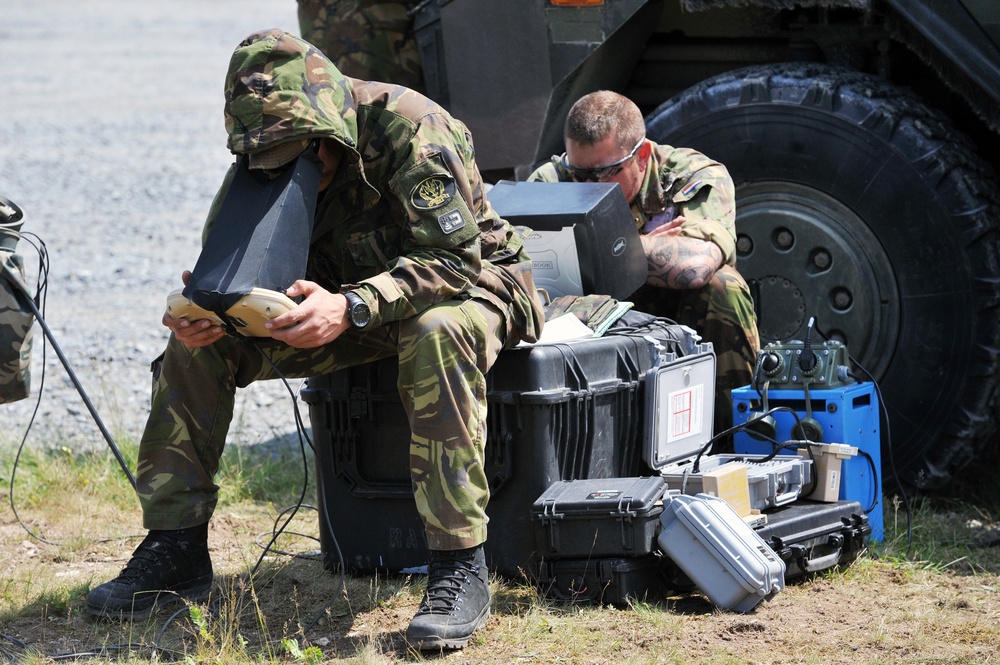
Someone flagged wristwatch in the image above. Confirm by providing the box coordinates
[344,290,372,329]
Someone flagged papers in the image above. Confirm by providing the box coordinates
[517,301,634,347]
[518,313,593,346]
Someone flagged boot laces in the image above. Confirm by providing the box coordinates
[113,532,184,584]
[419,555,482,616]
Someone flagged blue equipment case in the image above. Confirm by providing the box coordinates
[731,381,884,541]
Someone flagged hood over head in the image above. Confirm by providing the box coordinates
[224,29,359,169]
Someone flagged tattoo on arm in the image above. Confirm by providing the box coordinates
[644,235,724,290]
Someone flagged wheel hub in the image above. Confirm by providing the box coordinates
[735,181,900,378]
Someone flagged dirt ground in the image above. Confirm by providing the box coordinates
[2,497,998,664]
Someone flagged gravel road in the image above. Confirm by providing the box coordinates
[1,1,307,453]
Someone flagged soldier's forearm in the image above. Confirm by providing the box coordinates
[642,234,723,290]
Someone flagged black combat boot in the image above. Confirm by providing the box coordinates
[86,523,213,620]
[405,545,491,650]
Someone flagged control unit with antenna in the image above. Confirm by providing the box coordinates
[730,318,884,541]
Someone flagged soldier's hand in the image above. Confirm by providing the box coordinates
[163,313,226,348]
[162,270,226,348]
[646,215,686,236]
[266,279,350,348]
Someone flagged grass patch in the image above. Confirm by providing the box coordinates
[1,441,999,663]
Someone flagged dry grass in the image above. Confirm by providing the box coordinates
[2,437,999,664]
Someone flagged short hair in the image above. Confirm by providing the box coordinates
[564,91,645,151]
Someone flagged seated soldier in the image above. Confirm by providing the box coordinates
[528,90,759,437]
[85,29,543,651]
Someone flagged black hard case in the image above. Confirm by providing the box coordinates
[537,555,669,606]
[535,498,870,606]
[303,324,697,579]
[753,500,871,578]
[530,477,667,559]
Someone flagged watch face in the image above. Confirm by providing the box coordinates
[351,301,371,327]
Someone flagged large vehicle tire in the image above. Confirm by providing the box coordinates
[645,63,1000,489]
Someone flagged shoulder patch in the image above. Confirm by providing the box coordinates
[410,174,456,210]
[681,179,704,197]
[437,209,466,234]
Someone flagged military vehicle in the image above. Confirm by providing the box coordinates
[407,0,1000,489]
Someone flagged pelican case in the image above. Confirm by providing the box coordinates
[530,476,668,559]
[752,499,871,579]
[536,555,670,606]
[304,321,711,579]
[657,493,786,613]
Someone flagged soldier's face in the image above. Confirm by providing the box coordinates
[317,139,344,190]
[565,132,648,204]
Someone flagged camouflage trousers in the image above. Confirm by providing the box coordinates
[631,264,760,439]
[296,0,424,91]
[137,297,506,551]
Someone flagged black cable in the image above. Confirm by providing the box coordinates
[0,218,339,658]
[154,603,200,658]
[245,343,313,580]
[5,234,59,544]
[810,322,910,551]
[694,405,804,472]
[144,344,320,657]
[254,504,323,560]
[1,250,136,491]
[0,635,27,652]
[0,232,122,548]
[850,357,911,551]
[216,341,345,636]
[249,346,347,635]
[855,448,880,514]
[795,441,819,500]
[50,644,176,662]
[300,463,347,635]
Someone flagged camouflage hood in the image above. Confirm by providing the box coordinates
[224,29,360,166]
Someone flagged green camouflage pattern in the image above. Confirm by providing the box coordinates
[138,30,543,550]
[542,294,623,332]
[223,30,542,339]
[636,143,738,265]
[0,250,33,405]
[296,0,424,91]
[529,141,758,436]
[138,297,505,549]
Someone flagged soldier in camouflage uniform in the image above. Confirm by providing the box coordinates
[296,0,424,92]
[86,29,543,651]
[528,90,759,439]
[0,201,33,405]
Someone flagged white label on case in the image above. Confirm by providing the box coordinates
[668,383,705,442]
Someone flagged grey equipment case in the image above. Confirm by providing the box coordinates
[658,493,786,613]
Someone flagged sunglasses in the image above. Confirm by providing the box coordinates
[561,137,645,182]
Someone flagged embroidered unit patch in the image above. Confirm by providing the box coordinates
[410,175,456,210]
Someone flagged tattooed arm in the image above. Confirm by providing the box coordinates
[640,217,724,289]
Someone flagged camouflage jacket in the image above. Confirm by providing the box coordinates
[529,143,737,266]
[211,29,543,343]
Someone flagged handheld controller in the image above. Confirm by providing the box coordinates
[166,287,298,337]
